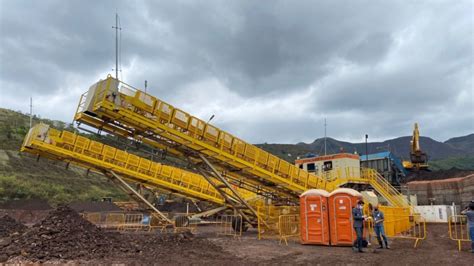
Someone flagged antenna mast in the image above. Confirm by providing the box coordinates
[112,13,121,79]
[324,118,327,155]
[29,97,33,129]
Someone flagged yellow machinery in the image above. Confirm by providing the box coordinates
[74,76,330,201]
[20,75,414,232]
[21,123,262,227]
[403,123,429,171]
[72,76,410,206]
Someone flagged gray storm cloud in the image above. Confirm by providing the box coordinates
[0,0,472,143]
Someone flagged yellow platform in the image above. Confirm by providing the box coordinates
[21,124,257,206]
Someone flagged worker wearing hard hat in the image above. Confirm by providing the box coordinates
[352,200,367,252]
[372,205,389,249]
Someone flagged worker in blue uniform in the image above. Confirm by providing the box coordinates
[373,205,389,249]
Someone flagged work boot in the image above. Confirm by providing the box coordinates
[358,250,365,253]
[377,238,383,249]
[384,239,390,249]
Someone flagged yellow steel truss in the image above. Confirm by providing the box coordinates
[73,75,410,208]
[74,76,331,197]
[21,124,262,206]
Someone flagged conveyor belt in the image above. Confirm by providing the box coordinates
[74,76,333,200]
[21,124,257,206]
[73,76,410,208]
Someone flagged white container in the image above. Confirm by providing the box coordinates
[414,205,459,223]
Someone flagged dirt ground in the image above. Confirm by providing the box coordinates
[205,224,473,265]
[1,209,472,265]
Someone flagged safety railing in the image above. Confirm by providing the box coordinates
[257,205,299,240]
[217,215,243,238]
[171,213,198,233]
[384,214,426,248]
[149,212,171,232]
[22,124,226,205]
[118,213,145,231]
[360,168,410,208]
[82,212,102,225]
[104,213,126,229]
[278,214,300,245]
[75,76,330,196]
[82,211,173,232]
[448,215,472,251]
[73,76,414,211]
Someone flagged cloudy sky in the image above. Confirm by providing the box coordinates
[0,0,472,143]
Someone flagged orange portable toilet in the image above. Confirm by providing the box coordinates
[328,188,362,246]
[300,189,330,245]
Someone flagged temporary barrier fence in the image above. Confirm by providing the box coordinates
[278,214,300,245]
[149,212,171,232]
[448,215,472,251]
[257,205,299,240]
[105,213,126,229]
[83,212,102,225]
[119,213,145,231]
[173,213,198,233]
[386,214,426,248]
[217,215,243,238]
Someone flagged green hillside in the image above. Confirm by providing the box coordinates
[429,156,474,171]
[0,108,129,205]
[0,107,473,205]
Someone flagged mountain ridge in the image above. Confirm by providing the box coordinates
[258,135,474,162]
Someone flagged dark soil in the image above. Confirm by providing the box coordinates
[2,205,120,261]
[0,215,27,237]
[1,206,245,264]
[0,199,52,210]
[3,206,471,265]
[158,199,209,213]
[209,223,473,265]
[68,201,122,213]
[0,209,51,225]
[407,168,474,181]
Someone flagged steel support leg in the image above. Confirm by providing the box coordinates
[107,170,173,225]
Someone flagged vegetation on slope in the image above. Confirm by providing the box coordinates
[429,156,474,171]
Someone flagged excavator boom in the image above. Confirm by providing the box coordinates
[404,123,429,171]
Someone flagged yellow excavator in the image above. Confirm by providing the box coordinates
[403,123,429,171]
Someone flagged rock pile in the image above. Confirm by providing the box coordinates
[0,215,27,237]
[2,205,122,261]
[1,205,234,264]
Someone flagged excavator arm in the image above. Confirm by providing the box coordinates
[404,123,429,171]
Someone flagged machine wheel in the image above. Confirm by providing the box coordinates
[231,216,248,232]
[175,215,190,227]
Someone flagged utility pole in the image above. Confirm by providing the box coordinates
[112,13,121,79]
[365,134,369,163]
[29,97,33,129]
[324,118,327,155]
[145,80,148,95]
